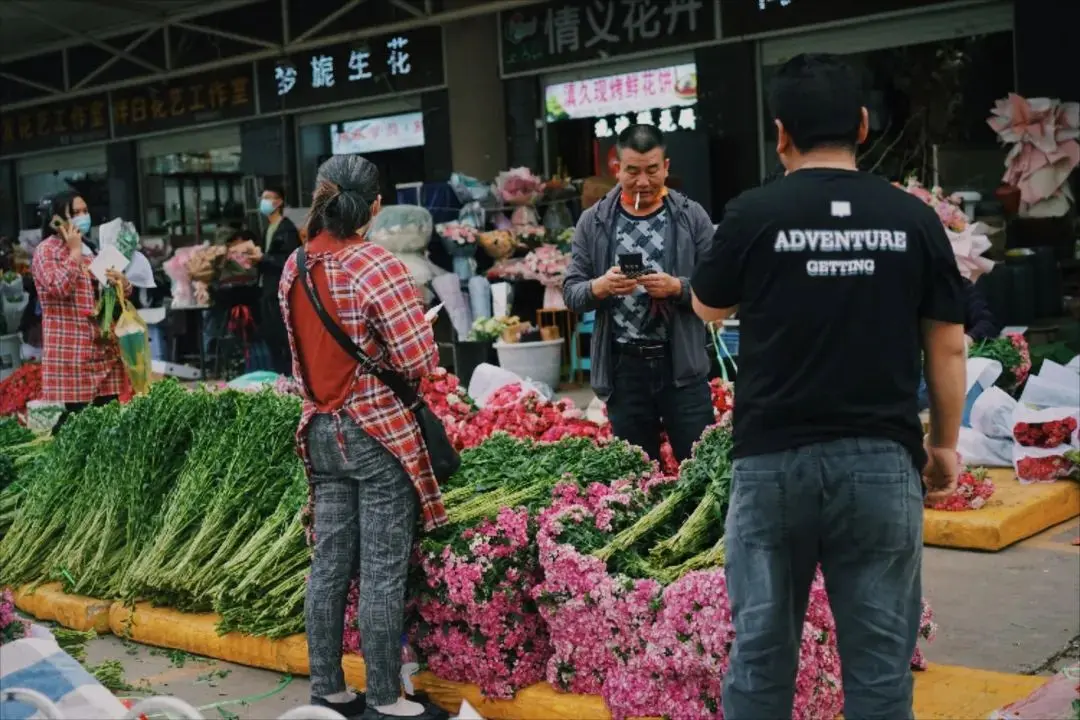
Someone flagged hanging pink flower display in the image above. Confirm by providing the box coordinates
[988,94,1080,217]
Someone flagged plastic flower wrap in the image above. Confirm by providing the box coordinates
[897,178,995,282]
[494,167,546,206]
[523,244,570,288]
[435,222,479,247]
[369,205,434,254]
[988,94,1080,217]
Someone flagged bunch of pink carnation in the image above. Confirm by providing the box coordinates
[523,244,571,287]
[495,168,546,205]
[411,507,550,697]
[1008,332,1032,388]
[436,222,479,246]
[419,368,474,425]
[0,588,29,645]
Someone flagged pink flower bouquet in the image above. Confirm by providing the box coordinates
[436,222,479,247]
[988,94,1079,217]
[897,178,995,282]
[494,168,546,206]
[523,244,571,288]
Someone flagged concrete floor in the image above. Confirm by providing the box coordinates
[76,517,1080,719]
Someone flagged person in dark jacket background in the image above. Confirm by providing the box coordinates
[917,277,1000,410]
[962,278,1000,344]
[259,186,301,375]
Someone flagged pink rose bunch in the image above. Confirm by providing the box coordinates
[0,588,29,645]
[438,384,612,451]
[495,168,546,205]
[523,244,571,288]
[419,368,474,426]
[436,222,479,246]
[411,507,551,697]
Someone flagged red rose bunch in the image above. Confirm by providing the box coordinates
[0,363,42,418]
[924,466,995,511]
[1014,417,1078,448]
[1016,455,1077,483]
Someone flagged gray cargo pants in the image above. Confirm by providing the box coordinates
[306,414,419,706]
[722,438,923,720]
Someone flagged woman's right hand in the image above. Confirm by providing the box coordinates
[59,222,83,256]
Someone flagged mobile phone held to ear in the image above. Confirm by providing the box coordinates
[618,252,653,279]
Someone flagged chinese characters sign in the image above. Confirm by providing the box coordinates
[111,66,255,139]
[500,0,716,76]
[1,94,109,156]
[721,0,955,38]
[545,63,696,122]
[593,106,697,139]
[330,112,425,155]
[259,26,444,113]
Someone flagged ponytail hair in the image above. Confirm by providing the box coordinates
[306,155,381,239]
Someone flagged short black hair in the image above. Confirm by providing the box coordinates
[263,186,286,203]
[767,53,863,153]
[616,124,665,156]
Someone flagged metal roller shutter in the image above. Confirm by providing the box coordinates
[760,0,1014,66]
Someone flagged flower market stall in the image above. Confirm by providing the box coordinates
[0,375,951,720]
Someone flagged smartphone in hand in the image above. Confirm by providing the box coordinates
[618,252,653,279]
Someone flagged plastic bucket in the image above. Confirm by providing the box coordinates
[494,339,563,390]
[453,341,497,387]
[0,333,21,380]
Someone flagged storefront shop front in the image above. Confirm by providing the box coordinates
[256,25,446,207]
[498,0,719,211]
[746,0,1016,189]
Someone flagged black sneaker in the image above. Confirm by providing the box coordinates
[361,700,449,720]
[313,693,367,719]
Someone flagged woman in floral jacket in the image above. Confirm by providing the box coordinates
[31,191,130,430]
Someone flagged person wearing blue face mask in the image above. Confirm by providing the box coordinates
[30,191,132,430]
[258,185,301,375]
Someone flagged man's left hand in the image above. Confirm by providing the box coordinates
[638,272,682,299]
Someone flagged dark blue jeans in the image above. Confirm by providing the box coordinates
[722,438,923,720]
[604,350,714,463]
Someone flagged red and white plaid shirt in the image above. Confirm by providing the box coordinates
[278,234,447,531]
[31,236,130,404]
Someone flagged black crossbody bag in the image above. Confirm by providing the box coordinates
[296,248,460,483]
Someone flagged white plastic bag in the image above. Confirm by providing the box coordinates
[1018,370,1080,409]
[468,363,524,407]
[1065,355,1079,374]
[970,386,1017,439]
[957,427,1013,467]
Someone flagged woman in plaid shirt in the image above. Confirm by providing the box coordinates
[279,156,446,720]
[31,192,131,429]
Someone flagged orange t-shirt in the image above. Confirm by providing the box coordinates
[288,234,361,413]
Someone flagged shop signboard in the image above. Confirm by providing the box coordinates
[110,66,256,139]
[330,112,425,155]
[592,106,697,139]
[500,0,717,76]
[721,0,958,39]
[0,94,110,157]
[258,26,444,114]
[544,63,697,123]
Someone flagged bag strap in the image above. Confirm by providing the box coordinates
[296,248,420,408]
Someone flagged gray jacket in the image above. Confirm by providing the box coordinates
[563,187,714,400]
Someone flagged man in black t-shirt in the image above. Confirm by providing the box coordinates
[690,54,967,720]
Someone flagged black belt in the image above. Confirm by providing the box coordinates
[614,341,668,359]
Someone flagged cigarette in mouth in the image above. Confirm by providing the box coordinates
[634,192,641,210]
